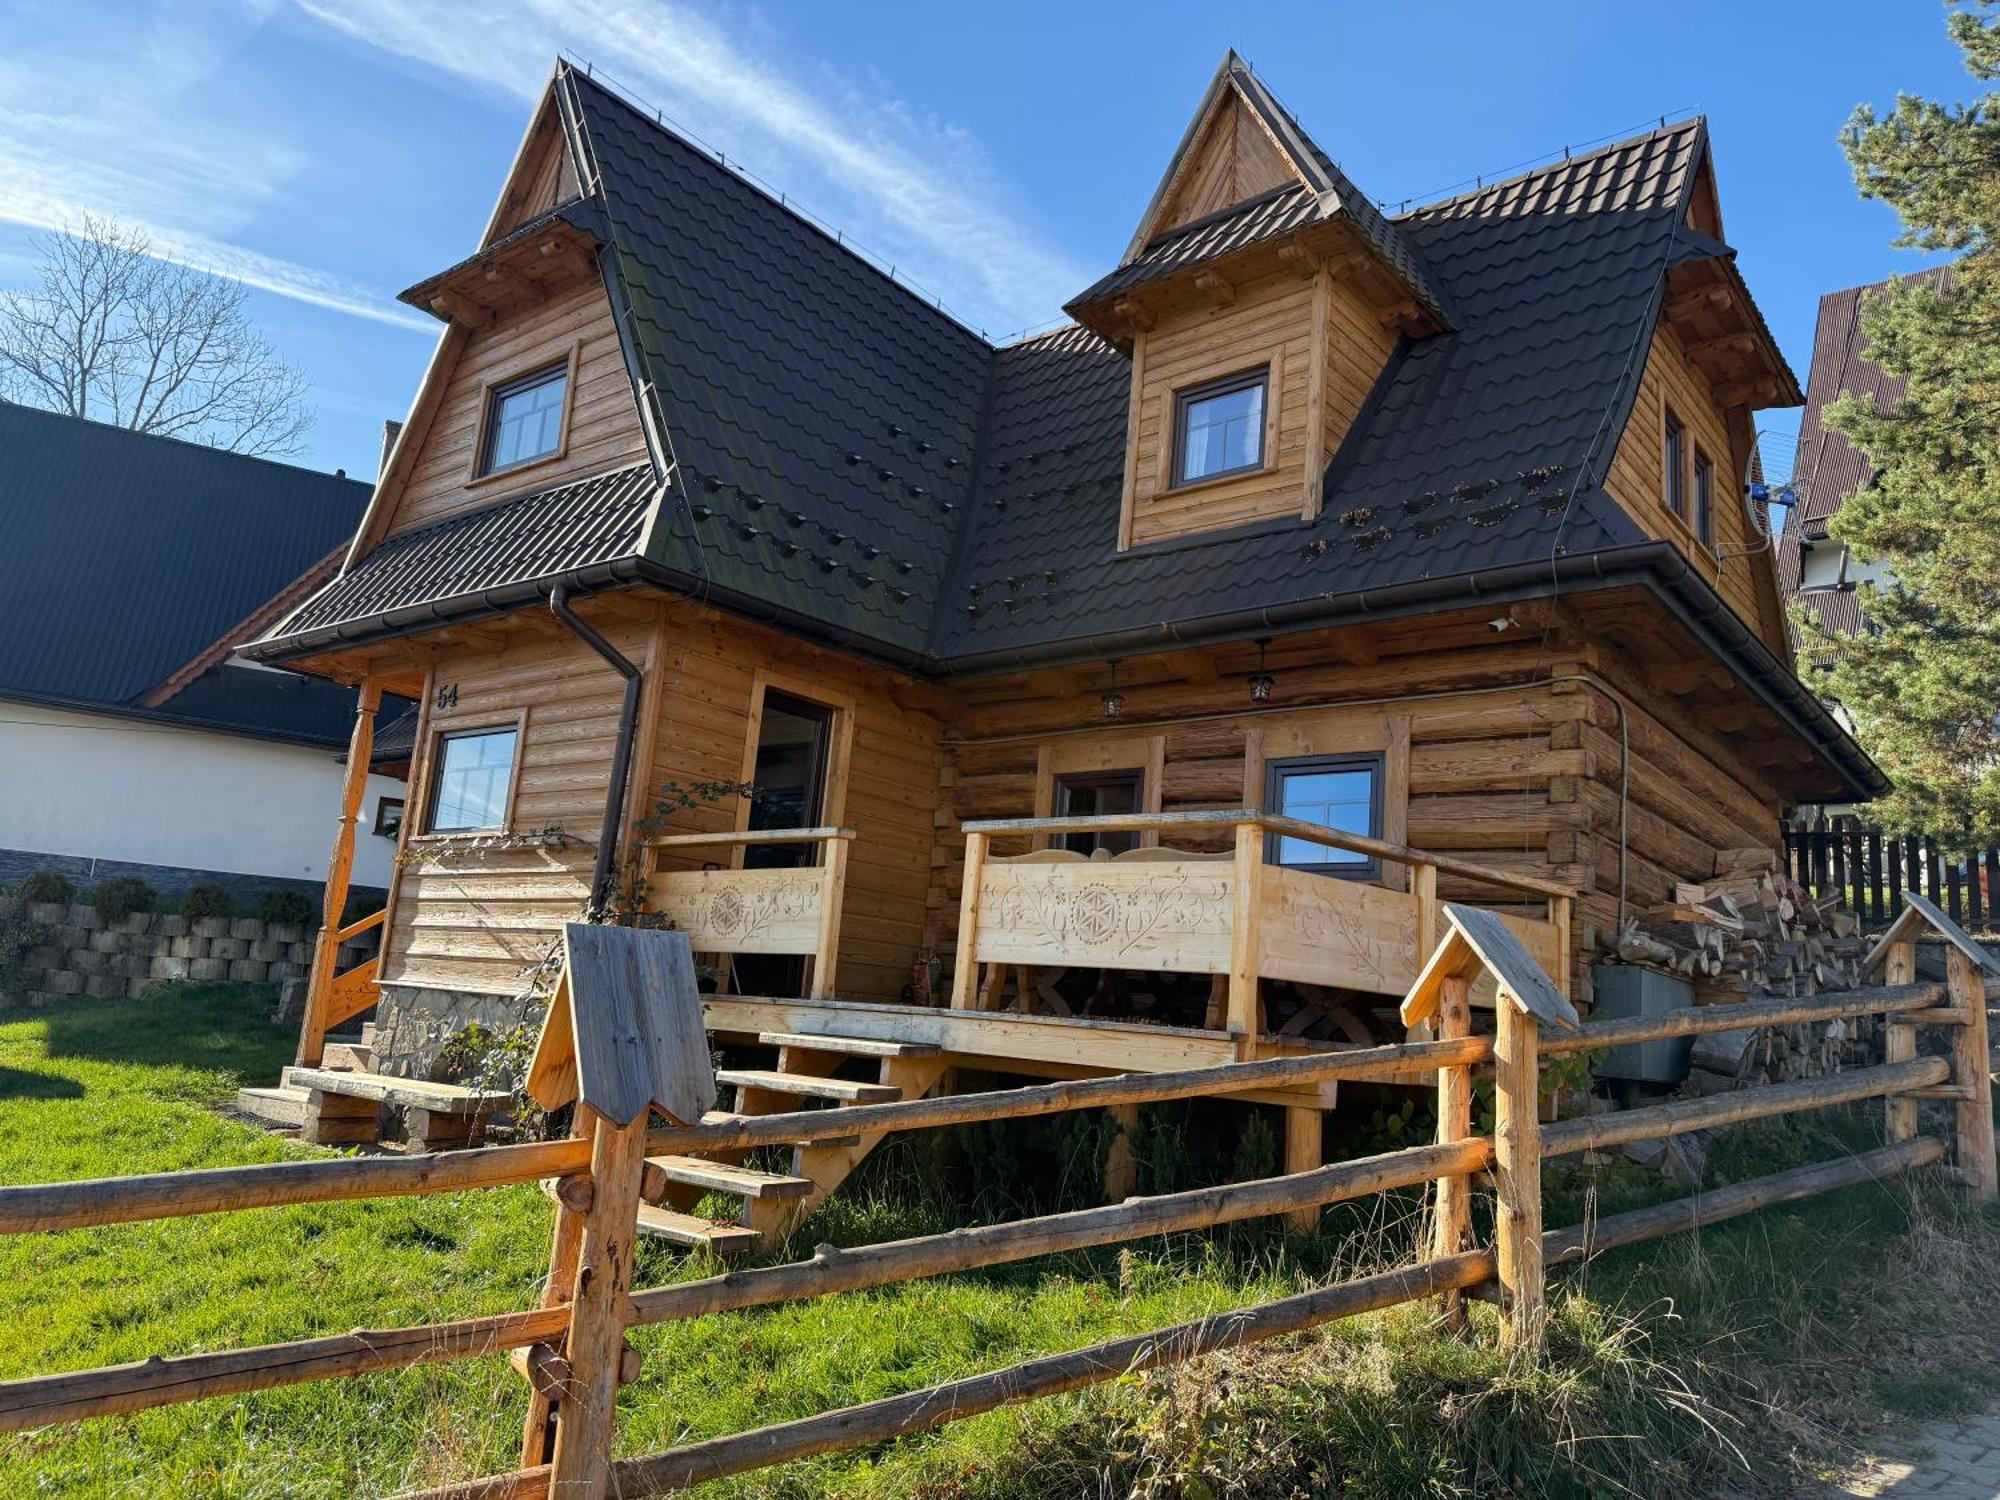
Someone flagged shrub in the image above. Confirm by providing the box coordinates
[18,871,75,905]
[90,876,157,924]
[0,914,50,995]
[181,883,234,922]
[256,889,316,927]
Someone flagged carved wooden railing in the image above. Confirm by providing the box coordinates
[642,827,854,998]
[951,810,1573,1052]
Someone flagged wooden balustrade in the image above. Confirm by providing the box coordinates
[641,826,853,998]
[950,809,1573,1045]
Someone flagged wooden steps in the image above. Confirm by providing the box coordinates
[716,1069,903,1104]
[648,1155,814,1200]
[234,1084,310,1129]
[634,1205,762,1254]
[756,1031,939,1059]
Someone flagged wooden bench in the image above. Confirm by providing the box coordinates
[286,1068,511,1152]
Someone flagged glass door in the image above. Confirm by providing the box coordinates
[744,692,833,871]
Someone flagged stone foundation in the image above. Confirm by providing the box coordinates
[371,983,546,1081]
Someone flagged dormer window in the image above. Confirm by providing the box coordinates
[1173,367,1268,487]
[1693,448,1714,547]
[1663,407,1687,518]
[478,361,571,476]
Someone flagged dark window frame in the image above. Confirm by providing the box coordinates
[477,360,570,477]
[1663,406,1687,519]
[1693,447,1715,547]
[1171,366,1270,488]
[1053,768,1146,856]
[743,690,837,871]
[424,724,521,834]
[373,797,405,839]
[1263,752,1384,879]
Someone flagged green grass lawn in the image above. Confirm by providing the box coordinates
[1,987,1996,1499]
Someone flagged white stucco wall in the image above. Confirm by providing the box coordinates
[0,699,400,887]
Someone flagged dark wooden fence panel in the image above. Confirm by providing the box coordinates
[1785,817,1999,930]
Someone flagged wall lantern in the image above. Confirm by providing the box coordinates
[1248,638,1274,703]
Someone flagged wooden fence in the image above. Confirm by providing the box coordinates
[1786,815,2000,932]
[0,908,1992,1499]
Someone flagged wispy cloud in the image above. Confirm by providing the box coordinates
[0,15,434,333]
[295,0,1090,334]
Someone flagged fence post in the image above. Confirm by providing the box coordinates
[1883,938,1918,1145]
[1493,1001,1546,1351]
[546,1105,650,1498]
[1946,947,1999,1201]
[1432,974,1473,1330]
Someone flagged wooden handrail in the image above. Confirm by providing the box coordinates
[959,809,1575,901]
[332,907,387,944]
[643,826,856,849]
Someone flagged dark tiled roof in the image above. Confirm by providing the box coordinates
[929,121,1707,658]
[273,462,659,647]
[1072,186,1324,304]
[0,400,372,741]
[562,68,992,659]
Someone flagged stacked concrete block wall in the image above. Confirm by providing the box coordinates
[0,896,378,1007]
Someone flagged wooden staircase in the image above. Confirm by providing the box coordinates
[636,1032,946,1257]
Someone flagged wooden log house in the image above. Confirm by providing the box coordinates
[242,55,1882,1248]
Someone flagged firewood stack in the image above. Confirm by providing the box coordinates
[1595,845,1876,1088]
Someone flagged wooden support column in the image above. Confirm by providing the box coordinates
[1547,895,1574,1002]
[809,836,849,1000]
[949,831,990,1011]
[1103,1103,1139,1200]
[1283,1107,1323,1235]
[546,1105,649,1498]
[1493,1001,1546,1351]
[298,677,381,1067]
[1228,822,1264,1057]
[1883,938,1918,1144]
[1946,947,1998,1201]
[1409,863,1439,1041]
[1432,975,1473,1329]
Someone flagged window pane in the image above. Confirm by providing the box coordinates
[485,369,568,472]
[1274,765,1374,866]
[1179,378,1265,483]
[1664,413,1685,515]
[1056,771,1143,855]
[1694,455,1714,543]
[431,728,518,831]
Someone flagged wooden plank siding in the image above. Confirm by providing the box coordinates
[1603,321,1787,652]
[1151,90,1300,238]
[384,279,649,540]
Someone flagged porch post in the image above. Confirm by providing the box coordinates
[298,676,381,1067]
[949,831,990,1010]
[1227,821,1264,1057]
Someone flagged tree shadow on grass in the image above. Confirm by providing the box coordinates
[35,985,293,1081]
[0,1065,85,1101]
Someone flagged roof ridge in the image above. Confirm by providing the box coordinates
[1395,115,1707,222]
[558,59,998,354]
[0,397,371,489]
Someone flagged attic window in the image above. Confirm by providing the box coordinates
[479,361,570,477]
[1173,367,1267,487]
[1663,407,1687,519]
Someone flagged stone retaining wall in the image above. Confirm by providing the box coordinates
[0,896,378,1007]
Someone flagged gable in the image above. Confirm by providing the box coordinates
[482,86,582,246]
[1151,87,1306,239]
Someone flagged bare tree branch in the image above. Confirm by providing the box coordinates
[0,213,314,456]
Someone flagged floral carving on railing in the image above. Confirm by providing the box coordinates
[651,870,824,951]
[983,864,1234,966]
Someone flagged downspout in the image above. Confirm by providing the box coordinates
[549,584,643,910]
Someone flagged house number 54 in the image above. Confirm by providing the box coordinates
[435,683,459,710]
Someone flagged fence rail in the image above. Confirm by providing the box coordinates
[0,908,1991,1499]
[1786,816,2000,931]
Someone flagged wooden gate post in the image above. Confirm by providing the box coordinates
[1882,937,1919,1145]
[297,675,381,1066]
[546,1105,650,1497]
[1432,974,1473,1330]
[1493,999,1546,1351]
[1946,946,1998,1202]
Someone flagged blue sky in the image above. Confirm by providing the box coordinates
[0,1,1970,483]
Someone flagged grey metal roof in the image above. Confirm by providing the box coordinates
[1070,185,1326,305]
[0,399,373,742]
[269,462,659,650]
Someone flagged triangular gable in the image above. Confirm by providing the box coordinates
[1124,52,1325,262]
[1401,904,1581,1032]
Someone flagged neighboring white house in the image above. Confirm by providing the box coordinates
[0,401,409,905]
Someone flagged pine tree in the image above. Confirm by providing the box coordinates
[1813,1,2000,843]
